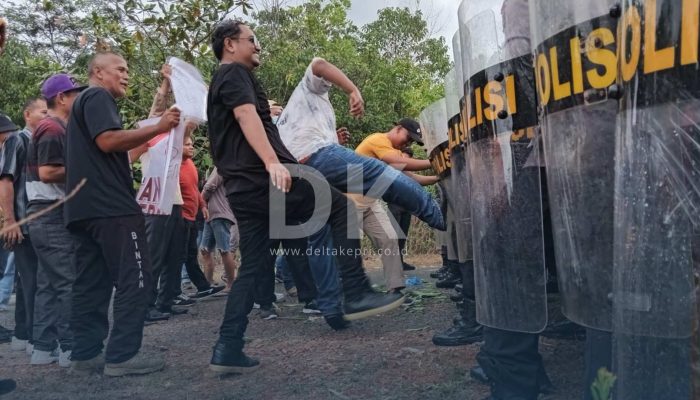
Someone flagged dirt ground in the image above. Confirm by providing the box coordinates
[0,255,584,400]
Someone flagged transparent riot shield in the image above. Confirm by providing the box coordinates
[445,67,471,263]
[529,0,618,331]
[612,1,699,398]
[419,99,457,260]
[460,0,547,333]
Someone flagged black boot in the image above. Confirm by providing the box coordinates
[209,342,260,374]
[0,379,16,396]
[432,299,483,346]
[430,246,450,278]
[324,314,351,331]
[435,260,462,288]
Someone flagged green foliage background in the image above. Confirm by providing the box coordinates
[0,0,449,173]
[0,0,446,256]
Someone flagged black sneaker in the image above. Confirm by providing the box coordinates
[0,379,16,396]
[302,300,322,315]
[158,306,188,316]
[344,291,405,321]
[191,286,225,300]
[324,314,350,331]
[402,262,417,271]
[209,342,260,374]
[259,305,278,320]
[172,294,196,307]
[145,309,170,323]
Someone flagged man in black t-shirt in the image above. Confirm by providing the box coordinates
[64,52,181,377]
[206,20,404,374]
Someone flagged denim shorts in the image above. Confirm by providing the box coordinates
[200,218,233,253]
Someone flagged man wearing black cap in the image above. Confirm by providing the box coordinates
[25,73,86,366]
[355,119,439,272]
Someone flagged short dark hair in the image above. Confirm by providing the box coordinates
[23,97,44,112]
[46,96,57,109]
[211,20,244,61]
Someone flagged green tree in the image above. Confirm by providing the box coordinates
[253,0,450,148]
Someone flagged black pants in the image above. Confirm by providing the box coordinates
[388,204,411,263]
[14,237,38,342]
[218,178,370,351]
[477,328,548,400]
[27,204,75,352]
[145,205,186,309]
[180,219,211,294]
[68,215,153,364]
[583,329,612,400]
[254,238,318,306]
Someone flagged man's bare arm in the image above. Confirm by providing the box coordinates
[38,165,65,183]
[96,108,180,153]
[381,153,432,171]
[405,171,439,186]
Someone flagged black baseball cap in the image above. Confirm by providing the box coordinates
[395,118,423,145]
[0,112,18,134]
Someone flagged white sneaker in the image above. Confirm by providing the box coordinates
[10,337,26,351]
[26,343,34,356]
[30,348,59,365]
[59,349,72,368]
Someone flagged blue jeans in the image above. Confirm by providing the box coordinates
[275,225,343,316]
[306,144,445,230]
[0,251,14,306]
[307,224,342,316]
[274,255,295,290]
[200,219,233,253]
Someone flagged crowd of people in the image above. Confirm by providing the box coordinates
[4,0,695,397]
[0,18,453,394]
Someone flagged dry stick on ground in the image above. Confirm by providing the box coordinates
[0,17,7,56]
[0,178,86,235]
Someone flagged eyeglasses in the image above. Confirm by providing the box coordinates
[230,35,260,48]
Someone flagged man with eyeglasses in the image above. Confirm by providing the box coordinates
[207,20,405,374]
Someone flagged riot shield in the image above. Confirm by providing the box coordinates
[529,0,618,331]
[460,0,547,333]
[452,32,464,93]
[612,1,698,398]
[419,99,457,260]
[445,67,472,264]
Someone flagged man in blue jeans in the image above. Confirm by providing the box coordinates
[277,57,444,231]
[276,58,446,320]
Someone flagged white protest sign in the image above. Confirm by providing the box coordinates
[168,57,208,123]
[135,115,186,215]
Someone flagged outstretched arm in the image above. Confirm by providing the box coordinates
[311,58,364,118]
